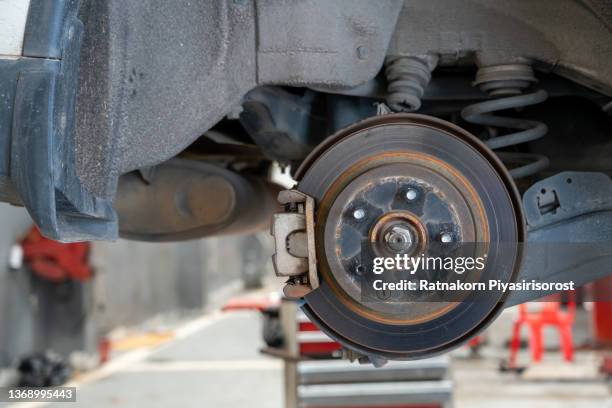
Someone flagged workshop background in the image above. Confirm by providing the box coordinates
[0,202,611,407]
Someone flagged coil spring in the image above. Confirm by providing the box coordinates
[461,65,549,179]
[385,55,436,112]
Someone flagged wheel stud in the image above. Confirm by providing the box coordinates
[440,232,453,243]
[405,189,418,201]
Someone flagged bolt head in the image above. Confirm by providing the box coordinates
[353,208,366,220]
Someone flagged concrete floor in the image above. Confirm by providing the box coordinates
[452,306,612,408]
[49,311,283,408]
[8,299,610,408]
[453,355,612,408]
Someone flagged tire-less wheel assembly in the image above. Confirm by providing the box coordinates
[272,114,524,360]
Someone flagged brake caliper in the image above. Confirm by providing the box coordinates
[271,190,318,299]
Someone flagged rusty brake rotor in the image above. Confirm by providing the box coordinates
[291,113,524,359]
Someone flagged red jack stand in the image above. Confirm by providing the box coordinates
[508,292,575,368]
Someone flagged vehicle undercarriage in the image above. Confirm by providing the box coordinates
[2,0,612,363]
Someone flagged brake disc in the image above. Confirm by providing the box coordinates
[283,114,524,359]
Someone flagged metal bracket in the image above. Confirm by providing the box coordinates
[271,189,319,299]
[523,171,612,230]
[508,171,612,306]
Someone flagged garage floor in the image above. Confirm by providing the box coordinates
[11,292,611,408]
[44,311,282,408]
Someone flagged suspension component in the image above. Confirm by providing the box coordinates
[385,55,438,112]
[461,64,549,179]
